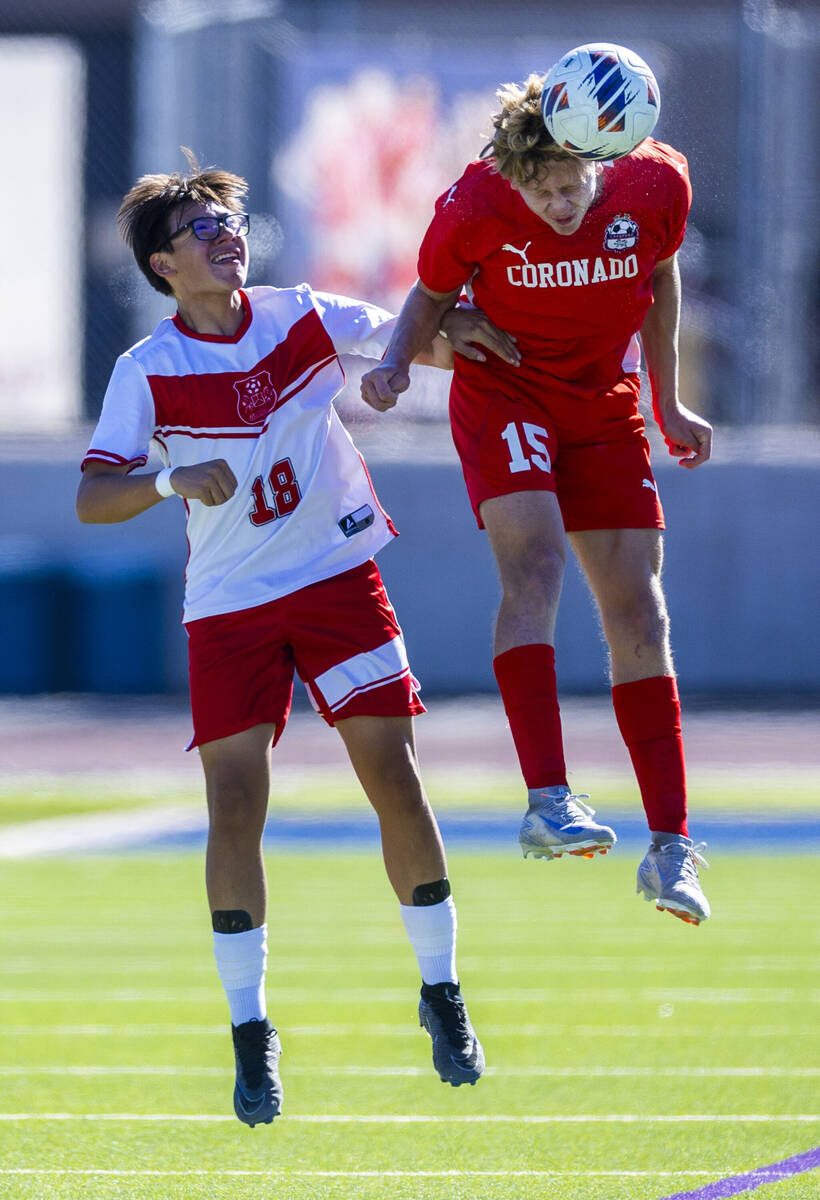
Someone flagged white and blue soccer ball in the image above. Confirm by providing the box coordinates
[541,43,660,161]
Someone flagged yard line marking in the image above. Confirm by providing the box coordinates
[1,1114,817,1124]
[0,1067,224,1077]
[3,1025,230,1036]
[1,1066,817,1078]
[655,1144,820,1200]
[6,957,814,976]
[0,1169,751,1179]
[5,1023,815,1039]
[0,987,816,1004]
[0,1170,753,1179]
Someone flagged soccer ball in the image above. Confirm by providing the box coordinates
[541,42,660,161]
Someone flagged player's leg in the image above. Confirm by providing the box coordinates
[292,560,483,1085]
[480,489,616,860]
[197,724,283,1123]
[200,723,273,926]
[187,604,294,1124]
[335,713,484,1087]
[569,526,710,924]
[569,528,683,826]
[334,714,445,904]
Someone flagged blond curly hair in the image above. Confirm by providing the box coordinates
[487,74,579,186]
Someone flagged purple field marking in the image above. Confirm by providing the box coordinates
[656,1145,820,1200]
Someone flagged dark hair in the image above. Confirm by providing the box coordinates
[117,147,249,296]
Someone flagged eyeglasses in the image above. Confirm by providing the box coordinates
[168,212,250,242]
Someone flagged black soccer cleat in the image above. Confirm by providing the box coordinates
[418,981,485,1087]
[231,1017,283,1126]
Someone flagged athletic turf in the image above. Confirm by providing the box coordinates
[1,767,818,827]
[0,850,817,1199]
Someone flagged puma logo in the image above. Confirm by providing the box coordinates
[502,241,532,265]
[443,185,458,207]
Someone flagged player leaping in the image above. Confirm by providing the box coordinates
[361,72,712,927]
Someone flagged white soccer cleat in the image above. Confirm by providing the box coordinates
[518,787,617,860]
[636,835,711,926]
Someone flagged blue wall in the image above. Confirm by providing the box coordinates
[1,440,817,695]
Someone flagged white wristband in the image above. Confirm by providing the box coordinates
[154,467,176,498]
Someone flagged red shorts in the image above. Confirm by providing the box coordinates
[449,369,664,532]
[185,560,424,750]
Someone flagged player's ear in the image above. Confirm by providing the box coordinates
[149,250,175,280]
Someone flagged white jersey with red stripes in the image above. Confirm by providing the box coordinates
[83,284,398,623]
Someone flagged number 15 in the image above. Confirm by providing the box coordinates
[500,421,552,474]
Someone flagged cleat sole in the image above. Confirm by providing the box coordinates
[640,892,705,926]
[522,839,613,860]
[660,903,702,926]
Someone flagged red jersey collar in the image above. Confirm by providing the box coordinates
[172,289,253,343]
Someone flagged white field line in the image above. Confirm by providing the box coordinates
[0,1169,771,1179]
[5,957,816,977]
[0,1066,817,1078]
[0,805,206,859]
[4,1023,817,1039]
[1,1114,818,1123]
[0,1169,763,1179]
[1,987,816,1004]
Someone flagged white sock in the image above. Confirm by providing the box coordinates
[399,896,458,985]
[213,924,267,1026]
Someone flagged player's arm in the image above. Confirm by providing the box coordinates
[361,282,460,411]
[76,458,238,524]
[641,253,712,469]
[439,302,520,367]
[362,285,520,410]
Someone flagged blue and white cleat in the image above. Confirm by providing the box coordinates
[419,982,485,1087]
[519,787,617,860]
[231,1017,283,1126]
[637,834,711,926]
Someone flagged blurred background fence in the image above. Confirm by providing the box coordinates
[0,0,818,697]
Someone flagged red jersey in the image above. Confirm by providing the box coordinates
[417,139,691,400]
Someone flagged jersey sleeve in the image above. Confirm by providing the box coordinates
[416,175,480,296]
[81,352,157,472]
[657,150,692,260]
[309,290,397,359]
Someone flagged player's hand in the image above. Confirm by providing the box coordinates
[167,459,238,505]
[657,404,713,469]
[360,363,411,411]
[440,306,521,367]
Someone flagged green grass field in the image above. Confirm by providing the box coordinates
[1,764,818,828]
[0,839,818,1199]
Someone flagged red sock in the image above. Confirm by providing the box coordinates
[611,675,689,836]
[493,644,567,789]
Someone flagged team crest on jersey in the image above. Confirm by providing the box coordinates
[234,371,278,424]
[603,214,639,252]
